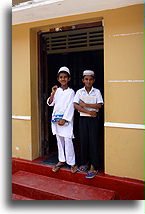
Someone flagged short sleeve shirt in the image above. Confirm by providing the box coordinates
[73,86,103,112]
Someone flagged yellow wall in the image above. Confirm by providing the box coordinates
[12,25,31,116]
[12,120,31,160]
[105,128,144,180]
[104,4,144,180]
[12,25,32,159]
[12,4,144,180]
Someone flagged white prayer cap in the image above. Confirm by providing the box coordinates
[58,66,70,75]
[83,70,94,76]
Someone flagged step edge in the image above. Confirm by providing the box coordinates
[12,193,34,200]
[13,183,76,200]
[13,182,114,200]
[12,158,144,185]
[13,170,116,195]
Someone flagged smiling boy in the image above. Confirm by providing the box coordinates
[73,70,103,178]
[47,66,77,173]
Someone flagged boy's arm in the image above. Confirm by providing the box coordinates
[47,92,55,105]
[47,85,58,105]
[79,89,103,110]
[73,90,97,117]
[79,101,102,110]
[74,102,97,117]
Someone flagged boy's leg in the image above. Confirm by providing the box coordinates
[64,137,75,166]
[88,117,100,170]
[90,164,95,171]
[79,117,89,166]
[56,135,66,163]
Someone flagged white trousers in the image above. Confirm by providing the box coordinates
[56,134,75,166]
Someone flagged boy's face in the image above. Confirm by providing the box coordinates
[82,75,95,88]
[57,72,70,87]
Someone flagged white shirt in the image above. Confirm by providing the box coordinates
[47,87,75,138]
[73,86,103,114]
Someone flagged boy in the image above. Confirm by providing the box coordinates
[73,70,103,178]
[47,66,77,173]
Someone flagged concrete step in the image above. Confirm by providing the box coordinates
[12,193,34,200]
[12,158,144,200]
[12,170,116,200]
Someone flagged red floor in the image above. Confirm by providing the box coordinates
[12,158,144,200]
[13,170,116,200]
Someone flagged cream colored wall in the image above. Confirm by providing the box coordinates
[12,25,31,116]
[12,4,144,180]
[105,128,144,180]
[104,4,144,180]
[12,120,31,160]
[12,25,32,160]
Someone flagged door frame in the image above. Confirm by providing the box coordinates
[38,20,104,159]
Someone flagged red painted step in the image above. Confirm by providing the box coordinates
[12,171,116,200]
[12,193,33,200]
[12,158,144,200]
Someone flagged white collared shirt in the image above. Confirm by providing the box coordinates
[73,86,103,113]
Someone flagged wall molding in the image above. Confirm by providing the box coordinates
[12,0,63,12]
[104,122,144,130]
[111,32,143,37]
[12,115,31,120]
[108,80,144,83]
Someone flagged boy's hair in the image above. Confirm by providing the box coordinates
[57,71,71,78]
[82,75,95,79]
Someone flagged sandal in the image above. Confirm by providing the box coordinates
[77,165,88,173]
[52,162,65,172]
[71,165,78,173]
[85,170,98,178]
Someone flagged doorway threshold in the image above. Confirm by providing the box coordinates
[34,153,70,169]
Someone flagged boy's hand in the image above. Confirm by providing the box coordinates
[79,100,86,108]
[52,85,58,93]
[58,119,66,126]
[89,111,97,117]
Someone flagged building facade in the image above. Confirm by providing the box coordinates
[12,1,144,181]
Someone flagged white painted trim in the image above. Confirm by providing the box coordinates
[12,0,64,12]
[111,32,143,37]
[108,80,144,83]
[104,122,144,130]
[12,115,31,120]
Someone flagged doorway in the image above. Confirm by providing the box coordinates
[39,22,104,170]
